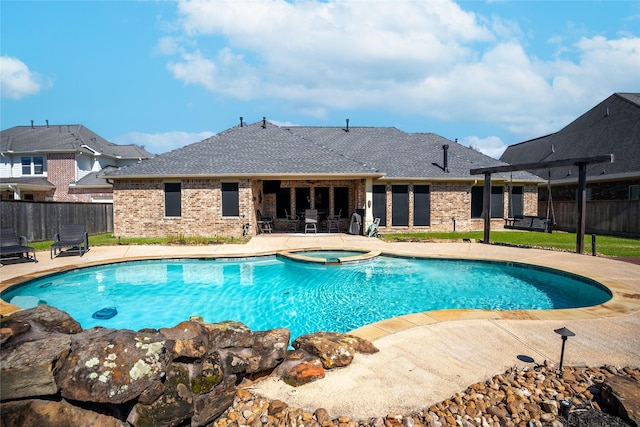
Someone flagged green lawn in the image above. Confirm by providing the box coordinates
[29,230,639,258]
[382,231,640,258]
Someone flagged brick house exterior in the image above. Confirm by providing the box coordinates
[0,123,154,202]
[105,121,541,238]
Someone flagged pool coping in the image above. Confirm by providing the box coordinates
[1,242,639,344]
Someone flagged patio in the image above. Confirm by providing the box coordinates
[1,234,638,418]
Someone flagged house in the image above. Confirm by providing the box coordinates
[104,119,543,238]
[0,123,154,203]
[500,93,640,237]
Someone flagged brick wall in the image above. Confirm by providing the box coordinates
[113,179,253,238]
[113,178,540,237]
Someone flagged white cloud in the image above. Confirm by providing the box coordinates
[461,135,508,159]
[163,0,640,141]
[112,130,215,155]
[0,56,51,100]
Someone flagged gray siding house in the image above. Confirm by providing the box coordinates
[105,121,542,238]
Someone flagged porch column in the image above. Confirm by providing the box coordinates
[483,173,492,244]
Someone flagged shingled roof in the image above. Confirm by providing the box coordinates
[500,93,640,182]
[105,122,541,182]
[1,124,154,160]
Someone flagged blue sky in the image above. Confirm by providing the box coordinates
[2,1,639,158]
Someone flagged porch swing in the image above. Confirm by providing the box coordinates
[504,171,554,233]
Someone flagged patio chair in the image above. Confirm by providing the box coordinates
[325,209,342,233]
[0,228,37,264]
[304,209,318,234]
[256,210,273,234]
[50,224,89,258]
[284,209,299,232]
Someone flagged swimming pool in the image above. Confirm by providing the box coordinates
[2,254,611,340]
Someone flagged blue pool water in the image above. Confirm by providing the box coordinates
[2,255,611,340]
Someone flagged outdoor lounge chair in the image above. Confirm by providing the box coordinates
[50,224,89,258]
[304,209,318,233]
[325,209,342,233]
[1,228,37,264]
[256,210,273,234]
[284,209,300,232]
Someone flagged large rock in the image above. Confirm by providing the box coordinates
[202,320,255,348]
[601,375,640,427]
[0,305,82,348]
[191,375,237,427]
[127,362,195,427]
[1,399,127,427]
[160,320,207,359]
[217,328,290,375]
[0,335,71,400]
[56,328,168,404]
[292,332,378,369]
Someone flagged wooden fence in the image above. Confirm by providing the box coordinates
[540,200,640,237]
[0,200,113,242]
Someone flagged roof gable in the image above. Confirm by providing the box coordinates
[500,93,640,181]
[0,124,154,160]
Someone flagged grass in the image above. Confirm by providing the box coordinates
[28,231,639,258]
[29,233,248,252]
[382,231,640,258]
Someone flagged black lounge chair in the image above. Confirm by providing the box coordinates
[50,224,89,258]
[0,228,37,265]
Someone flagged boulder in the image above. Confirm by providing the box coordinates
[127,362,194,427]
[56,328,168,404]
[214,327,290,376]
[1,399,127,427]
[601,375,640,427]
[191,375,237,427]
[247,328,290,373]
[160,320,208,359]
[292,331,378,369]
[281,359,326,386]
[0,305,82,348]
[202,320,255,348]
[0,335,71,400]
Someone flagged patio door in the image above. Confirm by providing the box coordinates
[295,188,310,216]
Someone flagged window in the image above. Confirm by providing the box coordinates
[372,185,386,226]
[315,187,330,213]
[630,185,640,200]
[165,183,181,217]
[471,186,504,218]
[508,186,523,218]
[392,185,409,226]
[295,187,311,213]
[21,156,44,175]
[276,187,291,218]
[413,185,430,226]
[334,187,349,218]
[222,183,239,217]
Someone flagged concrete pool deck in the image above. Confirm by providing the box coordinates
[1,234,639,419]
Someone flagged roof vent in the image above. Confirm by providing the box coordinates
[31,120,34,129]
[262,117,266,129]
[240,116,244,127]
[443,144,450,173]
[345,118,350,132]
[46,120,49,128]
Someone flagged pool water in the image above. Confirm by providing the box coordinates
[292,250,367,259]
[2,256,611,340]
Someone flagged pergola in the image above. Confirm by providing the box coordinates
[470,154,614,254]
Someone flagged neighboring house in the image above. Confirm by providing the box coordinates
[0,123,154,203]
[105,120,542,238]
[500,93,640,237]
